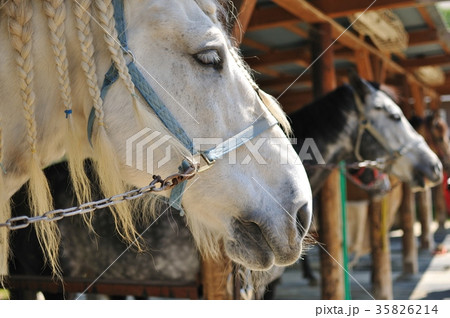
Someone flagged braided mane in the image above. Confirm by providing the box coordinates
[0,0,148,277]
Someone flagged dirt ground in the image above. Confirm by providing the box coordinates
[274,221,450,300]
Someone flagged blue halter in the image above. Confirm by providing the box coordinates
[87,0,279,212]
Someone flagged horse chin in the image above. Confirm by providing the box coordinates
[224,218,302,271]
[409,174,441,192]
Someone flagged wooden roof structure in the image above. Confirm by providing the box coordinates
[230,0,450,116]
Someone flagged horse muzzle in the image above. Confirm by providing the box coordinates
[225,202,311,270]
[411,161,443,191]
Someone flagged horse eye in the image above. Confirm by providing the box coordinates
[194,49,223,69]
[390,113,401,121]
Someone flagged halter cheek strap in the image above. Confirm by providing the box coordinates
[87,0,279,212]
[353,91,407,165]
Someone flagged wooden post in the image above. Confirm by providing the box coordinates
[355,49,374,81]
[399,183,418,276]
[311,22,343,300]
[409,80,425,117]
[416,189,435,251]
[201,251,233,300]
[368,196,393,300]
[432,183,447,230]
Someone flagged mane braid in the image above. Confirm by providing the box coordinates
[94,0,139,115]
[44,0,92,220]
[6,0,61,276]
[289,84,356,148]
[74,0,139,246]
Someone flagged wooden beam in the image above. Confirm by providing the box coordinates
[408,29,440,46]
[278,90,313,113]
[258,75,312,92]
[245,48,311,69]
[241,37,271,53]
[232,0,257,44]
[271,0,438,95]
[258,69,350,94]
[247,6,300,31]
[417,6,436,30]
[283,24,309,39]
[272,0,402,69]
[401,54,450,69]
[308,0,446,19]
[245,46,353,71]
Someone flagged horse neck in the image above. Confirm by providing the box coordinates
[289,85,358,194]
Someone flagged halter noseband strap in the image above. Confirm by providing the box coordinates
[87,0,279,211]
[352,90,409,169]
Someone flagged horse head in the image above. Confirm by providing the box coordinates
[0,0,312,273]
[349,74,442,191]
[424,112,450,174]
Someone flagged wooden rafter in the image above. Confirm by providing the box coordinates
[278,90,313,113]
[408,29,439,46]
[417,6,450,54]
[308,0,447,19]
[283,24,309,39]
[245,48,311,69]
[271,0,438,95]
[232,0,257,44]
[241,37,271,53]
[247,6,300,31]
[259,75,312,91]
[401,54,450,69]
[245,46,355,71]
[417,6,436,29]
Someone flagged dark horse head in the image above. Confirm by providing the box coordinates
[410,111,450,175]
[289,73,442,194]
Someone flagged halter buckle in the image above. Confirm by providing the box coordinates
[197,152,216,172]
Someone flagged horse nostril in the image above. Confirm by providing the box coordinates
[296,202,312,238]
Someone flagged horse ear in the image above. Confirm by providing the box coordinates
[348,70,371,101]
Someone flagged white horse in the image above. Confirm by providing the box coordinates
[0,0,312,277]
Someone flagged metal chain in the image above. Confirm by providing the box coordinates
[0,164,197,231]
[0,159,389,231]
[303,158,391,171]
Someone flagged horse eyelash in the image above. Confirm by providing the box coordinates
[193,49,223,70]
